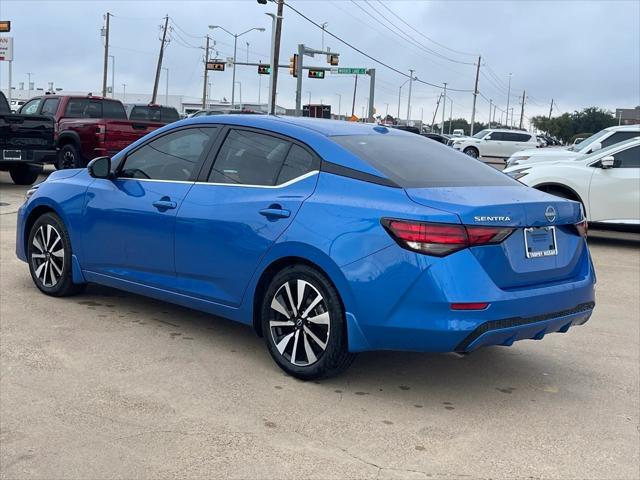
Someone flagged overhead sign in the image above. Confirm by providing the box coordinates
[331,67,366,75]
[0,36,13,61]
[206,61,225,71]
[0,21,10,32]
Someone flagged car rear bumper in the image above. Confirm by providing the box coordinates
[341,242,596,353]
[0,149,57,166]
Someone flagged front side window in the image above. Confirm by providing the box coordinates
[333,134,521,188]
[486,132,504,141]
[41,98,60,116]
[119,127,216,181]
[21,98,42,115]
[472,129,489,139]
[208,130,291,186]
[613,145,640,168]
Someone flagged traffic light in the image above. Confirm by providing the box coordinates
[308,69,325,79]
[327,54,339,66]
[206,61,225,71]
[0,20,10,32]
[257,65,271,75]
[289,54,298,77]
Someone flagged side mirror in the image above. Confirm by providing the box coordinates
[589,142,602,153]
[87,156,112,179]
[600,155,615,169]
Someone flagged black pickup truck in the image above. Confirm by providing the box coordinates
[0,92,56,185]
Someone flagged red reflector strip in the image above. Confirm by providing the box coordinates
[451,302,490,310]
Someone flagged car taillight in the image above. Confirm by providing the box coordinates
[574,220,588,238]
[382,219,514,257]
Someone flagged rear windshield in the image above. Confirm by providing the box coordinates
[332,134,521,188]
[130,106,179,123]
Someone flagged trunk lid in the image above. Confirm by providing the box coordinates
[405,186,587,289]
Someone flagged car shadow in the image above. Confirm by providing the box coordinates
[81,283,566,407]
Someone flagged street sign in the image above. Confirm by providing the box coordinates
[0,36,13,61]
[308,69,325,79]
[331,67,366,75]
[206,61,225,71]
[0,21,10,32]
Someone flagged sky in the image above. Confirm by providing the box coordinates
[1,0,639,125]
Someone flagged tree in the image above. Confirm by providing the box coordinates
[531,107,616,142]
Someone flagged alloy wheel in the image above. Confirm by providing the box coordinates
[61,150,75,169]
[269,279,331,367]
[31,224,65,288]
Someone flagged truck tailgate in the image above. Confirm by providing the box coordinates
[103,120,163,152]
[0,114,55,150]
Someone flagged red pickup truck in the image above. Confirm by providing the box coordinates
[18,95,164,169]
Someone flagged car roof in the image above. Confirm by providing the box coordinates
[487,128,531,133]
[178,114,405,137]
[604,124,640,132]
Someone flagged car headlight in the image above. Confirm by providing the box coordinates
[25,183,41,201]
[506,169,530,181]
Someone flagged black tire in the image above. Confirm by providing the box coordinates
[9,165,42,185]
[261,264,355,380]
[57,143,84,169]
[27,212,85,297]
[463,147,479,158]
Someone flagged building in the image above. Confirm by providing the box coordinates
[615,106,640,125]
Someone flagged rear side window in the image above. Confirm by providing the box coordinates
[130,106,157,121]
[161,107,179,123]
[613,145,640,168]
[602,131,639,148]
[208,130,291,186]
[277,144,320,184]
[119,127,216,181]
[65,99,100,118]
[332,134,521,188]
[503,132,532,142]
[41,98,60,116]
[102,100,127,119]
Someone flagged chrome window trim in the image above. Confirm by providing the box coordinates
[115,170,319,189]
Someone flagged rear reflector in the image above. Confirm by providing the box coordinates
[451,302,490,311]
[382,218,514,257]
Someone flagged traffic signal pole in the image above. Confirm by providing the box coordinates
[202,35,210,109]
[295,44,304,116]
[367,69,375,121]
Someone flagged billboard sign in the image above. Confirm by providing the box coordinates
[0,36,13,61]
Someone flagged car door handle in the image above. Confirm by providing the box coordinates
[259,206,291,219]
[153,199,177,211]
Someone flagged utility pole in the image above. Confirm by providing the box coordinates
[488,98,492,129]
[109,56,115,98]
[122,83,127,102]
[505,73,512,129]
[102,13,110,98]
[406,69,414,124]
[431,93,441,132]
[440,82,447,134]
[163,67,169,105]
[202,35,210,109]
[548,98,554,119]
[519,90,526,130]
[151,15,169,104]
[469,55,481,135]
[269,0,284,115]
[351,74,358,117]
[367,68,375,121]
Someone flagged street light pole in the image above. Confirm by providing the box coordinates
[440,82,447,134]
[397,78,409,122]
[406,69,414,123]
[321,22,328,51]
[505,73,512,128]
[335,93,341,118]
[209,25,265,109]
[26,72,33,98]
[122,83,126,103]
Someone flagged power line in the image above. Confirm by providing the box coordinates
[283,1,473,92]
[375,0,478,58]
[358,0,475,66]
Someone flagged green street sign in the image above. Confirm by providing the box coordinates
[333,67,366,75]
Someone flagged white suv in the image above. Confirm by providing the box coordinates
[450,128,537,163]
[504,137,640,226]
[507,125,640,167]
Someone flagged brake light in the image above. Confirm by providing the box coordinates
[574,220,588,238]
[382,219,514,257]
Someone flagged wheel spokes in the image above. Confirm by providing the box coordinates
[271,296,291,319]
[301,293,322,319]
[276,331,295,355]
[307,311,330,326]
[31,223,64,287]
[303,332,318,364]
[304,325,327,350]
[291,330,300,364]
[283,281,298,317]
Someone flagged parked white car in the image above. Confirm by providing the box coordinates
[504,137,640,226]
[507,125,640,167]
[450,128,537,162]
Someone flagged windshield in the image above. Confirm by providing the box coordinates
[332,133,520,188]
[568,130,609,152]
[472,129,489,139]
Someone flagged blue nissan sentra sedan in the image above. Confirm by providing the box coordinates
[16,115,595,379]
